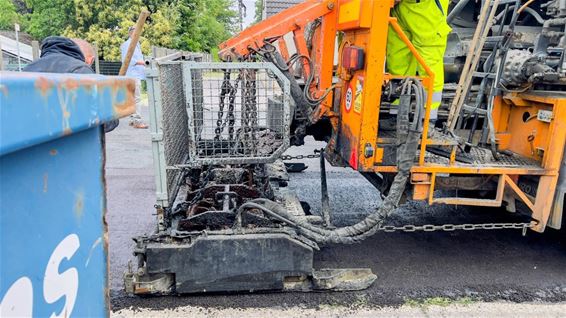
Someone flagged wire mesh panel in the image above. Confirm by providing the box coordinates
[182,62,291,165]
[159,63,190,197]
[148,54,208,208]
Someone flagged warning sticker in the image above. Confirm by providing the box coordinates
[354,77,363,114]
[345,86,353,112]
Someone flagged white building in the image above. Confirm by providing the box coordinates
[1,33,37,71]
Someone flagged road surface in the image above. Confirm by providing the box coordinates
[106,106,566,315]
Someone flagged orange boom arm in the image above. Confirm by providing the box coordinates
[219,0,338,107]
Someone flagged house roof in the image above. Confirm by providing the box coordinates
[263,0,302,19]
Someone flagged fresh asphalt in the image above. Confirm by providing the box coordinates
[106,108,566,311]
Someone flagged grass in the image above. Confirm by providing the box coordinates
[404,297,475,308]
[351,294,370,308]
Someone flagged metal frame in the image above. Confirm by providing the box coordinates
[146,66,169,208]
[181,61,292,166]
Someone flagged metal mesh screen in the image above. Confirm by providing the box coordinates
[158,63,190,198]
[183,62,291,165]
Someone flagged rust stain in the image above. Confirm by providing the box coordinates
[56,80,76,134]
[15,75,136,136]
[35,77,54,98]
[61,78,80,91]
[49,149,58,156]
[43,173,48,193]
[111,78,136,117]
[58,77,135,119]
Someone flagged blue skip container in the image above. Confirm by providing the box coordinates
[0,72,134,317]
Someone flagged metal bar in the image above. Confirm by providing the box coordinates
[432,175,505,206]
[93,44,100,74]
[31,40,40,61]
[374,165,549,175]
[155,52,184,64]
[503,175,535,211]
[182,63,198,162]
[428,172,437,205]
[147,67,169,208]
[119,10,150,76]
[15,24,21,71]
[448,0,501,131]
[320,150,331,227]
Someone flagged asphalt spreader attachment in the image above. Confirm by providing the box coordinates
[124,162,378,295]
[126,59,422,295]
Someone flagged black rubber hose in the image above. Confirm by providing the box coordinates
[447,0,471,24]
[236,79,425,244]
[237,129,418,244]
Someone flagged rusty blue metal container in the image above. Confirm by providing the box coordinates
[0,72,134,317]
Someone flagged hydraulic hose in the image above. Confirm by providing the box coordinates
[236,79,425,244]
[447,0,471,24]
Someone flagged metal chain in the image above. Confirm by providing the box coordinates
[239,68,259,155]
[249,71,258,156]
[223,74,240,141]
[378,222,534,234]
[215,70,232,140]
[279,150,534,235]
[280,154,320,160]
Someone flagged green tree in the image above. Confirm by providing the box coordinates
[174,0,237,53]
[23,0,75,39]
[63,0,146,60]
[254,0,263,24]
[0,0,21,30]
[15,0,237,60]
[142,3,178,49]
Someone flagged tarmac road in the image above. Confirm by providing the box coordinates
[106,107,566,314]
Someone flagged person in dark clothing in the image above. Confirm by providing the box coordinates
[23,36,94,74]
[23,36,119,132]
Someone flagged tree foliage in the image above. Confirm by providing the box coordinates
[23,0,75,39]
[174,0,237,52]
[254,0,263,24]
[6,0,238,60]
[0,0,21,30]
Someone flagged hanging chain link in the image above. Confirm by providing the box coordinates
[214,70,232,140]
[280,154,320,160]
[223,73,240,142]
[378,222,534,234]
[241,68,258,155]
[279,151,535,235]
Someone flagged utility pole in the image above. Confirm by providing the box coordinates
[237,0,246,32]
[14,23,21,71]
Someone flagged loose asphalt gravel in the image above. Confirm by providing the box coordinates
[106,106,566,315]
